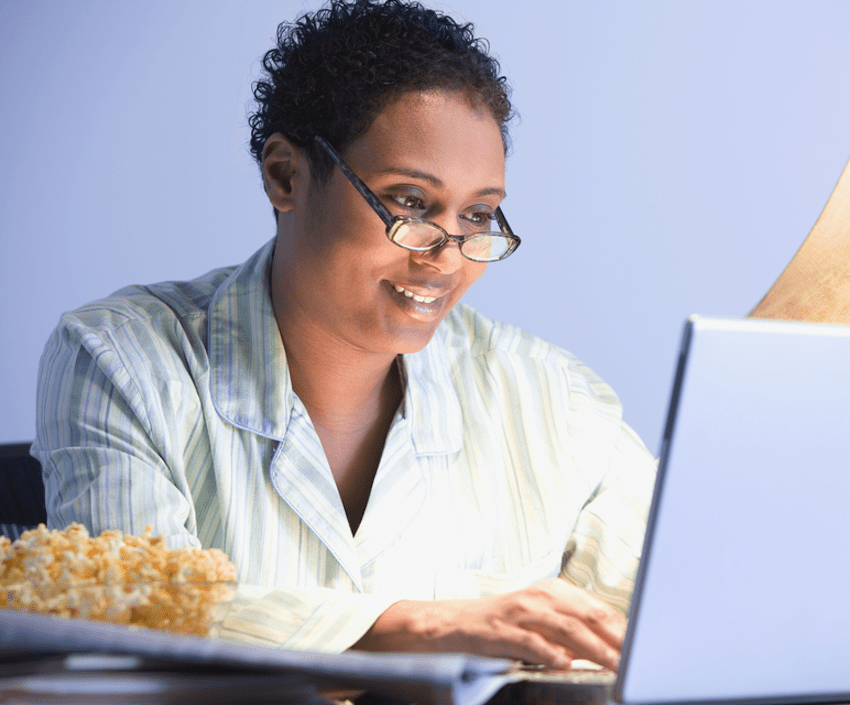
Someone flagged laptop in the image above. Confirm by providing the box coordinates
[610,314,850,704]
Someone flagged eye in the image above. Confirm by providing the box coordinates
[460,210,495,233]
[387,192,427,213]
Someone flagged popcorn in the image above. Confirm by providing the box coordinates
[0,523,237,635]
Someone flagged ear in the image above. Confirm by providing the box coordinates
[262,133,305,213]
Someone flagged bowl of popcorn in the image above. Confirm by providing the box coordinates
[0,523,238,636]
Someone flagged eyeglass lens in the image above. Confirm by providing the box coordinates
[390,220,514,262]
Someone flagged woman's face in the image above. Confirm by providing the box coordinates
[274,90,506,356]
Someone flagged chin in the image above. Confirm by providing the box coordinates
[387,323,443,356]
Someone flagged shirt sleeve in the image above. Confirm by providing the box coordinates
[31,312,395,653]
[559,419,657,616]
[215,585,397,652]
[33,313,200,546]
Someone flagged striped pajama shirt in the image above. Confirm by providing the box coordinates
[33,238,656,652]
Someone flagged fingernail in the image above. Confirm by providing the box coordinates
[554,655,571,670]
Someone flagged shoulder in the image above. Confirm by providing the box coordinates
[50,238,276,346]
[37,265,239,413]
[58,265,236,338]
[437,304,622,413]
[440,303,591,366]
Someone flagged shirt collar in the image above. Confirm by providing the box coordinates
[401,323,464,456]
[207,237,463,455]
[208,238,294,440]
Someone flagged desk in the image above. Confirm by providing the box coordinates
[0,648,609,705]
[0,653,615,705]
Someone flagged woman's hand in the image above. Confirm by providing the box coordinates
[352,578,625,671]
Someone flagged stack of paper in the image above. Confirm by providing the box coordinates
[0,609,515,705]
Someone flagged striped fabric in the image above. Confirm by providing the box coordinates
[33,238,656,653]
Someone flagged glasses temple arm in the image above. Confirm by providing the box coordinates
[494,206,516,236]
[313,136,394,227]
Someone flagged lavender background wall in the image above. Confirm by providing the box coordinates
[2,1,850,454]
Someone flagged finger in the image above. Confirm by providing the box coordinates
[474,623,575,671]
[548,580,627,648]
[544,614,621,671]
[487,581,623,669]
[577,601,627,649]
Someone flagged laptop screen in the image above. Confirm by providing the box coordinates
[617,315,850,704]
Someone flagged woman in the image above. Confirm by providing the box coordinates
[34,0,656,670]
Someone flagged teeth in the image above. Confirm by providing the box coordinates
[393,284,436,304]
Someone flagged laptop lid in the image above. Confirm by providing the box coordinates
[616,315,850,705]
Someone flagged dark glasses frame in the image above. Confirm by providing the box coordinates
[313,136,521,262]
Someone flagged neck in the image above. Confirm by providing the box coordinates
[284,324,401,432]
[270,249,401,432]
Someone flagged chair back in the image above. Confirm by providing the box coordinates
[0,442,46,541]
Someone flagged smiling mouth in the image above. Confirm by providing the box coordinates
[392,284,438,304]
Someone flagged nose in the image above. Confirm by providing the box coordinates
[404,213,468,274]
[408,211,469,272]
[409,237,465,273]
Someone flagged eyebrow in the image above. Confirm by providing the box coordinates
[374,167,506,199]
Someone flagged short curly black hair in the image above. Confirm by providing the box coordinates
[248,0,514,183]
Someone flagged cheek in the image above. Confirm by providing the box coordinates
[442,261,487,310]
[462,261,488,290]
[313,206,395,265]
[301,215,390,277]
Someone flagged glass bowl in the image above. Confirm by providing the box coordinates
[0,580,237,636]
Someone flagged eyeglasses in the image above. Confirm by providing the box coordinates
[313,136,521,262]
